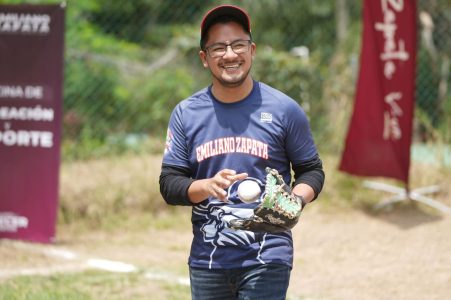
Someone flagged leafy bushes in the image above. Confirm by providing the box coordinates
[3,0,448,160]
[253,47,327,138]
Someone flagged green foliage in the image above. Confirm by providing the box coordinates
[123,66,196,133]
[2,0,449,158]
[251,0,335,51]
[416,49,440,124]
[58,0,200,159]
[87,0,204,46]
[253,48,326,135]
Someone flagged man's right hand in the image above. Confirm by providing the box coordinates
[188,169,248,203]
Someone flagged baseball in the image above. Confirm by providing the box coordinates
[237,180,261,203]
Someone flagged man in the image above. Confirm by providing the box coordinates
[159,5,324,299]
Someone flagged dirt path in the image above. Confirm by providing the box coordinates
[290,207,451,299]
[1,207,450,300]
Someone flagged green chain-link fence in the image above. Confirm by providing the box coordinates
[3,0,451,164]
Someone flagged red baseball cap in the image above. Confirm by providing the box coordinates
[200,5,251,45]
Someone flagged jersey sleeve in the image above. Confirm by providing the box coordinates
[284,100,318,165]
[162,104,190,168]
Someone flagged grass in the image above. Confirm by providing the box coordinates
[56,150,451,229]
[58,153,167,226]
[0,271,191,300]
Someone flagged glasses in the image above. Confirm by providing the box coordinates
[204,39,252,58]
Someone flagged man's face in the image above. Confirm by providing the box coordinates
[200,22,256,88]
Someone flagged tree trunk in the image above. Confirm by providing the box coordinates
[335,0,348,43]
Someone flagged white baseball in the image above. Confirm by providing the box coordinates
[237,180,261,203]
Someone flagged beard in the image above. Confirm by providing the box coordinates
[210,65,252,88]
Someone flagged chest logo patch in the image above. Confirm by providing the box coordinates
[260,112,272,123]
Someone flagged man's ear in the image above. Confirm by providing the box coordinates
[251,42,256,60]
[199,50,208,68]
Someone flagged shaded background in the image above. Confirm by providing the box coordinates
[3,0,448,161]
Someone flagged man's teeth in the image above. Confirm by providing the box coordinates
[224,64,239,69]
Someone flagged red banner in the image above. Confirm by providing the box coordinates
[0,4,65,243]
[339,0,417,184]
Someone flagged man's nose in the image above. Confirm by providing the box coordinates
[223,45,238,59]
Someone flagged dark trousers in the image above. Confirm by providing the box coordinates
[189,264,291,300]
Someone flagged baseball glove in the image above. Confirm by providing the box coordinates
[229,167,306,233]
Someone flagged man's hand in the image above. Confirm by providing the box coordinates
[188,169,248,203]
[207,169,248,201]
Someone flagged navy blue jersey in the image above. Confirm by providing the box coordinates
[163,81,318,269]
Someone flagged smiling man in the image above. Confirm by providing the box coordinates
[159,5,325,299]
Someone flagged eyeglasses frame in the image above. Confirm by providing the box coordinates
[203,39,252,58]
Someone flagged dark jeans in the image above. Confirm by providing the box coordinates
[189,264,291,300]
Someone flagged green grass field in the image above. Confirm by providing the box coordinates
[0,270,191,300]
